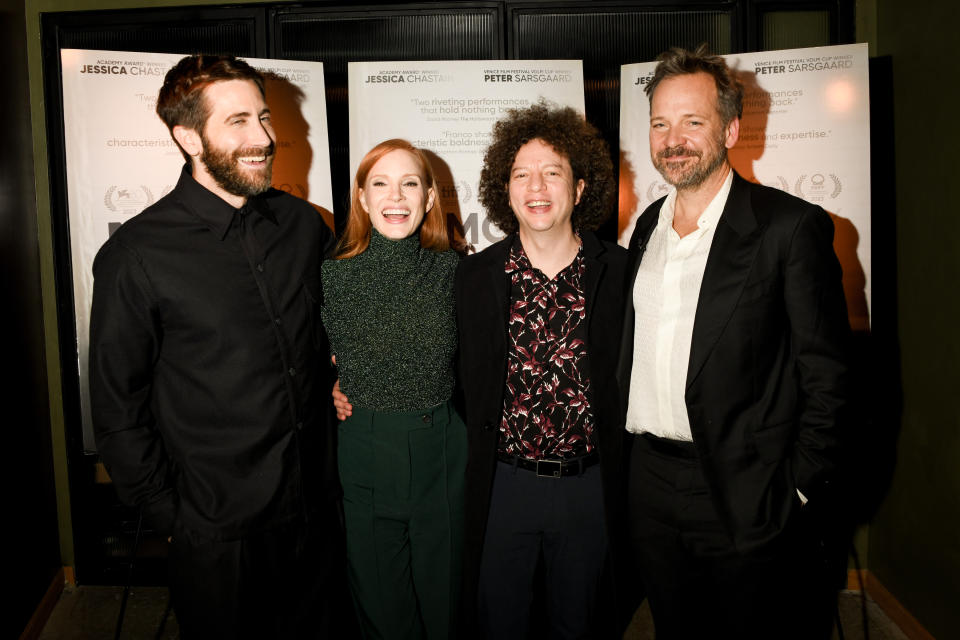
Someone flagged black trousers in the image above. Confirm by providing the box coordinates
[477,460,608,640]
[168,503,356,639]
[627,434,837,640]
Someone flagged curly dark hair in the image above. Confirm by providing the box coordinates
[478,100,614,235]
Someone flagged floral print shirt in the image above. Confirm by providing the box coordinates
[498,238,595,460]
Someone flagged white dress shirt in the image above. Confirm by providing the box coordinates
[625,170,734,440]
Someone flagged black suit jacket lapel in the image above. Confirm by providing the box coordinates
[687,173,763,390]
[626,206,660,294]
[580,231,607,324]
[484,236,513,356]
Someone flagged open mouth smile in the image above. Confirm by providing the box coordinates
[382,208,411,222]
[235,144,275,169]
[238,155,268,167]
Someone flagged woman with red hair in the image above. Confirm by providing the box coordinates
[322,139,467,640]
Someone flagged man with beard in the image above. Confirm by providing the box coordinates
[618,46,851,639]
[89,55,346,638]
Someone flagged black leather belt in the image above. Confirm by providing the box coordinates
[496,451,599,478]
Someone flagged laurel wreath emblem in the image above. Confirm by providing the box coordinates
[103,185,154,213]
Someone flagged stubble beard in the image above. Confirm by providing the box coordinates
[200,135,276,199]
[653,133,727,191]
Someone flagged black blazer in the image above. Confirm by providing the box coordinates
[617,171,851,552]
[455,230,632,634]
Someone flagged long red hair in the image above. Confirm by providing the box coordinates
[335,139,467,259]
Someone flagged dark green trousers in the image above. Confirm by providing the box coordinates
[338,400,466,640]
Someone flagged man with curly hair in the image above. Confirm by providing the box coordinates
[455,101,631,639]
[618,45,850,638]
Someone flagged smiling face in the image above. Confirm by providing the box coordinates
[188,79,276,207]
[359,149,435,240]
[649,72,738,191]
[507,138,585,240]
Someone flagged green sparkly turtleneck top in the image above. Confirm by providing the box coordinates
[321,229,459,412]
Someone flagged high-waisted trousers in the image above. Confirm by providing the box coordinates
[338,400,466,640]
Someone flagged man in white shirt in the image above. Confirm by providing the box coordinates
[618,45,851,639]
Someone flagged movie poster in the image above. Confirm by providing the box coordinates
[61,49,332,447]
[349,60,585,250]
[620,44,871,329]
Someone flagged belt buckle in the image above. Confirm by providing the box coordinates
[536,459,562,478]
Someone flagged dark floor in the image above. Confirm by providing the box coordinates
[622,591,910,640]
[39,586,907,639]
[39,585,178,640]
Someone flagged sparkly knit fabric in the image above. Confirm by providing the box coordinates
[321,230,459,412]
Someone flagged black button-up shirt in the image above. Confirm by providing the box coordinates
[90,166,336,542]
[498,238,596,460]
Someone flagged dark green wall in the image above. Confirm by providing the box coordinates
[1,0,62,636]
[869,1,960,637]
